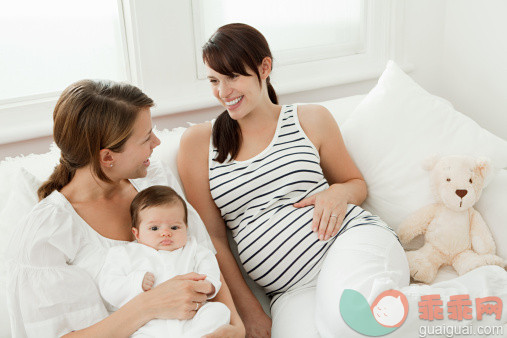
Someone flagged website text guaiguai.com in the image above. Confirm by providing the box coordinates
[418,324,503,337]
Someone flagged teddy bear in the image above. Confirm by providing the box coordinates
[397,155,504,284]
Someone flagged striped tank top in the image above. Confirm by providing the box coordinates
[208,104,395,300]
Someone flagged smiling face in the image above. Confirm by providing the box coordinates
[132,203,188,251]
[202,24,275,121]
[206,64,267,121]
[111,107,160,179]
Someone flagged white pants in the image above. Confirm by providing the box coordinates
[132,302,230,338]
[271,225,507,338]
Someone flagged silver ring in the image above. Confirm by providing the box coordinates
[195,302,199,311]
[330,214,338,218]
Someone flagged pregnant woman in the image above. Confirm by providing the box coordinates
[178,23,409,337]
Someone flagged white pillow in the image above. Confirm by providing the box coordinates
[298,94,366,126]
[341,61,507,233]
[1,144,60,183]
[0,167,41,337]
[476,169,507,261]
[152,127,187,190]
[0,168,41,264]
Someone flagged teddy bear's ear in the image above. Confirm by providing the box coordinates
[422,155,441,171]
[475,157,492,179]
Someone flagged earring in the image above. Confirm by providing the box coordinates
[110,164,113,167]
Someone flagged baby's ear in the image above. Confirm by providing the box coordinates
[475,157,491,180]
[132,227,140,240]
[422,154,441,171]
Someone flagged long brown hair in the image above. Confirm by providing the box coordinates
[202,23,278,163]
[37,80,154,200]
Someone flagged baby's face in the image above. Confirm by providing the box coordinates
[133,203,188,251]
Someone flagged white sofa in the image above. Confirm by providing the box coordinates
[1,62,507,336]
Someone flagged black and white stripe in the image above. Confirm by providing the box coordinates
[209,105,395,299]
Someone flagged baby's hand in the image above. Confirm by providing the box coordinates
[142,272,155,291]
[200,279,215,297]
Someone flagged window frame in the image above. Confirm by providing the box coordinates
[191,0,368,80]
[0,0,133,144]
[0,0,407,145]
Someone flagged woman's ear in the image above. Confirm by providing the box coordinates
[259,56,272,80]
[99,148,114,168]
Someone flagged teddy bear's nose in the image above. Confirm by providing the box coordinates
[455,189,468,198]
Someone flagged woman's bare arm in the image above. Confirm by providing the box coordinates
[298,104,367,203]
[293,104,368,240]
[178,123,270,337]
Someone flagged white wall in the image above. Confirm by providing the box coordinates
[439,0,507,140]
[2,0,506,159]
[402,0,446,93]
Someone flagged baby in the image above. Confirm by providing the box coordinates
[99,185,230,337]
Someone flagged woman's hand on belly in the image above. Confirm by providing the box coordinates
[293,184,348,241]
[143,272,209,320]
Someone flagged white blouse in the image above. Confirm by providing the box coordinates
[6,160,215,338]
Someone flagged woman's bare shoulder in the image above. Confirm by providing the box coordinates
[297,104,334,125]
[296,104,337,148]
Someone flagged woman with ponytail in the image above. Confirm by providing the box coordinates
[7,80,244,337]
[178,24,408,337]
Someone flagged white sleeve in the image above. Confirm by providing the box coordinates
[98,246,148,310]
[6,205,108,338]
[193,242,222,299]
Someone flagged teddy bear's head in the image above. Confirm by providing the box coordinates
[423,155,491,212]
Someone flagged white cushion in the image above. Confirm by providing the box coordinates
[152,127,187,189]
[476,169,507,261]
[298,94,366,127]
[340,61,507,239]
[0,166,41,338]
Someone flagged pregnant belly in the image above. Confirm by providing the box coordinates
[235,205,330,292]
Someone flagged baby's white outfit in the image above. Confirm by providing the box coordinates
[99,237,230,338]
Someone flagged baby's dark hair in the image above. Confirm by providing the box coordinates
[130,185,188,228]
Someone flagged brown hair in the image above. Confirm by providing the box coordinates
[130,185,188,228]
[37,80,154,200]
[202,23,278,163]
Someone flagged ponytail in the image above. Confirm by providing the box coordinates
[266,76,278,105]
[212,112,241,163]
[37,158,76,200]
